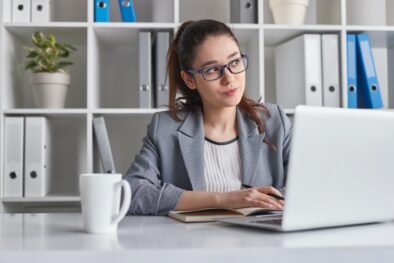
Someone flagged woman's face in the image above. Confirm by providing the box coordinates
[182,35,246,111]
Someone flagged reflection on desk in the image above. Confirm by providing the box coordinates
[1,213,394,262]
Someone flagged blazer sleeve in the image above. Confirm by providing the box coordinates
[277,105,292,194]
[124,113,185,215]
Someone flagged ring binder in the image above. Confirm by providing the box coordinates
[4,117,25,197]
[94,0,110,22]
[118,0,137,22]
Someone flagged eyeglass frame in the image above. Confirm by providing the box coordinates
[186,54,249,81]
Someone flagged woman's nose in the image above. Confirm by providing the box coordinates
[221,67,235,84]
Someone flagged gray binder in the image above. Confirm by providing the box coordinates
[139,32,152,108]
[93,116,116,173]
[230,0,257,23]
[155,32,170,108]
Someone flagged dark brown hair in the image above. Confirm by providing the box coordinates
[167,19,275,150]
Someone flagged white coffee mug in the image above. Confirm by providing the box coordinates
[79,173,131,234]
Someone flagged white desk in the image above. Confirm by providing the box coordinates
[1,213,394,263]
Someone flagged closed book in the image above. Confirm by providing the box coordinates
[169,207,282,223]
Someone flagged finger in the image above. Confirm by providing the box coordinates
[244,189,283,209]
[256,194,283,209]
[256,186,283,197]
[250,200,279,209]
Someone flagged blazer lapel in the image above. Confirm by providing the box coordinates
[177,110,206,191]
[237,108,265,187]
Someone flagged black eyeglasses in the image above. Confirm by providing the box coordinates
[187,54,248,81]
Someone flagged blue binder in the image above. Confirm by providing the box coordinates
[346,34,358,108]
[356,33,383,109]
[118,0,137,22]
[94,0,110,22]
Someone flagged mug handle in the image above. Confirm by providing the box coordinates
[112,180,132,226]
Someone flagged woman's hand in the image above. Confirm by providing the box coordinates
[217,186,284,210]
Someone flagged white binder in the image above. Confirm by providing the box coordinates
[24,117,50,197]
[155,32,170,108]
[275,34,323,108]
[4,117,24,197]
[321,34,341,107]
[31,0,52,23]
[139,32,152,108]
[12,0,31,22]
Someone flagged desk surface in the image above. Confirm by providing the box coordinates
[1,213,394,263]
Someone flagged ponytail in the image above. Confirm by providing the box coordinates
[167,21,193,120]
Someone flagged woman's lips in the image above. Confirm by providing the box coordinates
[224,88,238,96]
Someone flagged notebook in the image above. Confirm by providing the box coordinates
[169,207,282,223]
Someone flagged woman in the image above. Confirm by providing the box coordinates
[125,19,292,215]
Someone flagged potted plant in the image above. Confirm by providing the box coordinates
[24,31,77,108]
[269,0,309,25]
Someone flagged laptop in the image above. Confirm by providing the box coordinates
[218,105,394,232]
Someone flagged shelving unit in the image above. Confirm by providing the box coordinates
[1,0,393,213]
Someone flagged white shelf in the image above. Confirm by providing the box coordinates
[4,109,88,116]
[4,22,88,28]
[92,108,167,115]
[92,22,177,29]
[2,196,80,203]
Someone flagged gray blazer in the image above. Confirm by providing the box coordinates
[125,103,292,215]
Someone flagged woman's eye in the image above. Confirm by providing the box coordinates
[230,58,241,67]
[204,66,219,74]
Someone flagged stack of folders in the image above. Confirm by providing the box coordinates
[139,31,171,109]
[346,33,383,109]
[94,0,137,22]
[275,34,341,108]
[4,117,50,198]
[11,0,52,22]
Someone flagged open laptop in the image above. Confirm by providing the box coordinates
[218,105,394,232]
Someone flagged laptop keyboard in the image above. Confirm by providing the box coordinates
[250,218,283,225]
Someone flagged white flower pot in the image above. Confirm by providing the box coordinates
[30,72,70,108]
[269,0,309,25]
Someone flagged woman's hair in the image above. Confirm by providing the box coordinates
[167,19,275,150]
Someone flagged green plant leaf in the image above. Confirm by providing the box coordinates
[64,44,77,52]
[57,61,74,68]
[24,31,76,73]
[24,60,38,70]
[32,31,44,47]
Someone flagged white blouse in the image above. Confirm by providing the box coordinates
[203,137,242,192]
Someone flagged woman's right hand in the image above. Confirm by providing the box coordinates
[217,186,284,210]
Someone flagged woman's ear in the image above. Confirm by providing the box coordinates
[180,70,197,90]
